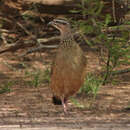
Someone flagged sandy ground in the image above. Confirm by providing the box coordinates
[0,52,130,130]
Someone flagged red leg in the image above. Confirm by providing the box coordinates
[61,98,67,114]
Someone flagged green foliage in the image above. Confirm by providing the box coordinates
[32,71,40,87]
[80,73,102,98]
[24,70,41,87]
[70,98,85,108]
[0,82,13,94]
[24,68,50,87]
[71,0,130,84]
[42,68,51,84]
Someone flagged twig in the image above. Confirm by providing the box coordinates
[112,0,117,23]
[111,68,130,75]
[0,29,10,33]
[81,0,86,19]
[0,29,10,44]
[16,22,34,36]
[0,39,35,54]
[20,44,58,57]
[1,32,8,44]
[0,17,12,23]
[0,35,59,54]
[101,68,130,76]
[37,36,60,43]
[102,25,130,33]
[102,48,111,85]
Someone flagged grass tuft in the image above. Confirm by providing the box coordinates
[80,73,102,99]
[0,82,13,94]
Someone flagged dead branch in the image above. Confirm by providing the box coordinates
[37,36,60,43]
[101,68,130,77]
[0,35,59,54]
[111,68,130,75]
[0,16,12,23]
[112,0,116,23]
[102,25,130,33]
[16,22,34,37]
[0,39,36,54]
[20,44,58,57]
[24,0,78,6]
[1,24,129,55]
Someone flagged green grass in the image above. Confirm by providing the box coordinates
[42,68,51,84]
[70,98,85,108]
[80,73,102,99]
[24,68,51,87]
[0,81,13,94]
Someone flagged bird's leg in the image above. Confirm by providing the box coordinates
[61,98,67,114]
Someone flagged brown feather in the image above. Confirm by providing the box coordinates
[50,41,86,102]
[49,19,86,113]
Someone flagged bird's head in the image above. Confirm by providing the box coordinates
[48,19,71,34]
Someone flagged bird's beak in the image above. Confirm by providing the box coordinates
[48,21,54,26]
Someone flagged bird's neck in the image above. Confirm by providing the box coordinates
[61,30,73,40]
[60,29,75,48]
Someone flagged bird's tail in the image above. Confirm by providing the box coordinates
[52,96,62,105]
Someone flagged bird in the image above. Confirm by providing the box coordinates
[48,18,86,114]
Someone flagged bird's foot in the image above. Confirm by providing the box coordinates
[61,98,69,115]
[63,106,68,115]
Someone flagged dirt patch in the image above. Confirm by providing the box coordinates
[0,52,130,129]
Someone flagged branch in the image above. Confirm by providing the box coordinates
[37,36,60,43]
[16,22,34,37]
[20,44,58,57]
[0,36,59,54]
[101,68,130,77]
[102,25,130,33]
[112,0,116,23]
[0,39,35,54]
[111,68,130,75]
[0,30,93,55]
